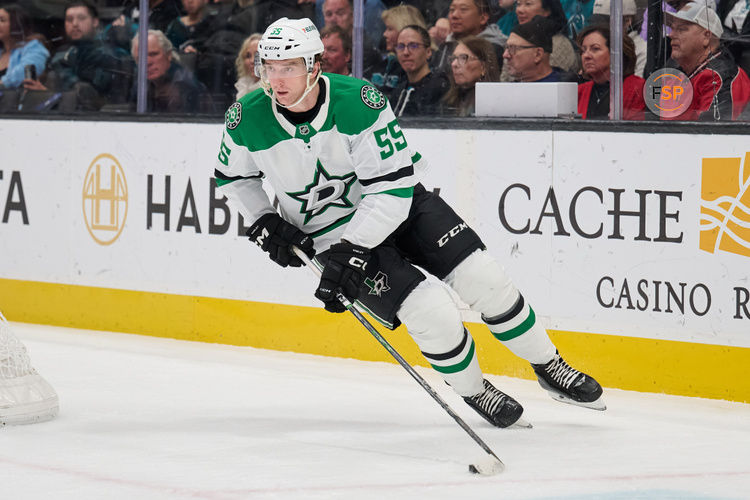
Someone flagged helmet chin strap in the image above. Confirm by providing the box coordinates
[264,71,322,110]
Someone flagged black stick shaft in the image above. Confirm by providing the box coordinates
[294,247,502,462]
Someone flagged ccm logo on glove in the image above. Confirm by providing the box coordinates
[246,213,314,268]
[348,256,368,270]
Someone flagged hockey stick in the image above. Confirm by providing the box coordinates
[293,246,504,475]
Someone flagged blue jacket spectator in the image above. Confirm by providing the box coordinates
[0,39,49,89]
[0,4,49,89]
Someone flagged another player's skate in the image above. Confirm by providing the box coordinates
[463,379,528,428]
[532,350,606,410]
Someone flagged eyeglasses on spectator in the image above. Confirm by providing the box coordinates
[395,42,428,52]
[448,54,480,65]
[504,44,538,56]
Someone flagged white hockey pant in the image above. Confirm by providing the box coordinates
[397,280,484,397]
[444,249,556,365]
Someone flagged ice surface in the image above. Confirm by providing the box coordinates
[2,323,749,500]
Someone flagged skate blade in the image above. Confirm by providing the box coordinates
[512,417,533,428]
[547,391,607,411]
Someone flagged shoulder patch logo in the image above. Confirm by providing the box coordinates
[361,85,386,110]
[225,102,242,130]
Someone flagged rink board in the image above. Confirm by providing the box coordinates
[0,119,749,402]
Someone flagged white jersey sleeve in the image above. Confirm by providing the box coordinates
[214,129,275,226]
[332,82,423,247]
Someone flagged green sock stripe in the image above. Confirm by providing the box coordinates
[430,340,475,374]
[492,307,536,341]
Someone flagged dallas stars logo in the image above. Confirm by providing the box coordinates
[225,102,242,129]
[287,160,357,224]
[361,85,386,110]
[365,272,391,296]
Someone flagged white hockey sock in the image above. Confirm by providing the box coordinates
[398,280,484,397]
[444,249,556,365]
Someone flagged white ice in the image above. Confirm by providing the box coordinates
[3,322,749,500]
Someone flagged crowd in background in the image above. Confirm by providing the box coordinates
[0,0,749,120]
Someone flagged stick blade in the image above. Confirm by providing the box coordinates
[469,454,505,476]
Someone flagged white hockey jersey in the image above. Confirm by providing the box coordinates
[214,73,427,251]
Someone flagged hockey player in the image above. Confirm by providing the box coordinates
[214,17,605,428]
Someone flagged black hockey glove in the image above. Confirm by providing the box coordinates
[314,241,370,313]
[246,213,314,268]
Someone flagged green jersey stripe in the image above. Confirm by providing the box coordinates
[362,186,414,199]
[214,169,262,187]
[309,212,356,239]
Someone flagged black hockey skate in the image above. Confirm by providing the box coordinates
[463,379,526,428]
[532,351,606,411]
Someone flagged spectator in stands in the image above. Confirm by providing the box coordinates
[0,3,49,90]
[165,0,215,52]
[318,0,385,43]
[187,0,316,109]
[130,29,204,113]
[392,24,450,116]
[433,0,507,75]
[223,0,315,35]
[429,17,451,46]
[24,0,134,110]
[588,0,645,77]
[503,15,577,81]
[322,0,382,77]
[321,25,352,75]
[441,35,500,115]
[369,4,427,98]
[499,0,580,81]
[717,0,750,75]
[664,2,750,120]
[561,0,594,38]
[497,0,594,39]
[401,0,453,25]
[496,0,518,36]
[105,0,184,52]
[639,0,689,46]
[323,0,353,30]
[234,33,261,99]
[576,24,645,119]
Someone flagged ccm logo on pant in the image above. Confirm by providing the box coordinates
[438,223,468,247]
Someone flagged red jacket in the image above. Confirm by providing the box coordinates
[578,74,646,120]
[666,51,750,121]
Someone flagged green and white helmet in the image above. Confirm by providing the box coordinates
[256,18,325,108]
[256,18,324,76]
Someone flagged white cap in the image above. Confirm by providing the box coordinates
[665,2,723,38]
[593,0,637,17]
[257,18,324,74]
